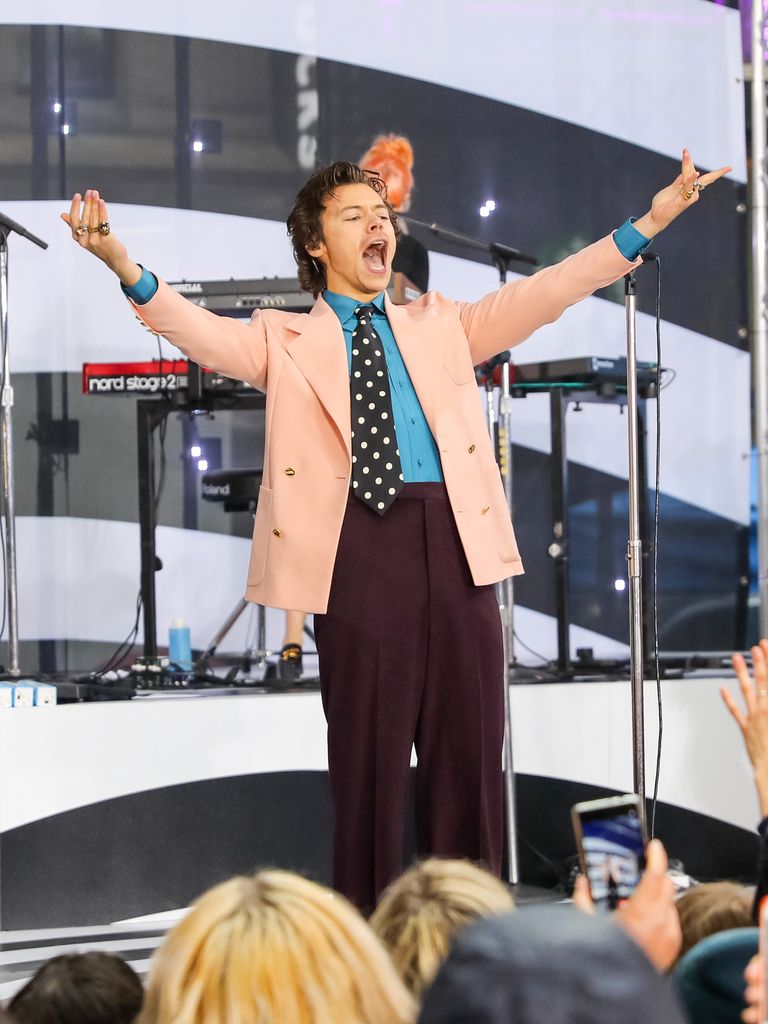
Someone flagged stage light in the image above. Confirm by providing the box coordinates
[190,445,202,457]
[49,100,77,136]
[197,458,209,472]
[614,578,626,592]
[479,206,490,218]
[190,119,223,154]
[485,199,496,211]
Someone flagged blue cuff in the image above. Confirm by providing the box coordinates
[613,218,652,261]
[121,265,159,305]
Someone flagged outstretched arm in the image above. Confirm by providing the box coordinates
[60,189,141,287]
[60,190,270,388]
[633,148,731,238]
[459,149,732,366]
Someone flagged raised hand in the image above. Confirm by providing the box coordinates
[572,839,681,971]
[60,189,141,287]
[722,639,768,817]
[633,148,732,239]
[614,838,682,971]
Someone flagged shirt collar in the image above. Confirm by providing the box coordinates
[323,289,386,330]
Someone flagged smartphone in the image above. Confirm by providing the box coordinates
[571,794,647,910]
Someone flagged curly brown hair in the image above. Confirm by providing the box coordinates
[287,161,400,297]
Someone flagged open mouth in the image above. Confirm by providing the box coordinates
[362,240,388,273]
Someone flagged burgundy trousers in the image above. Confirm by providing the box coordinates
[314,483,505,911]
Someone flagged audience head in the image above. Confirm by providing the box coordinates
[674,926,758,1024]
[139,869,415,1024]
[359,134,416,212]
[675,881,753,961]
[371,858,514,999]
[418,905,687,1024]
[8,951,143,1024]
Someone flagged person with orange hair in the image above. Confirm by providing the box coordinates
[360,134,430,295]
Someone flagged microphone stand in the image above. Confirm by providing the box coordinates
[0,212,48,675]
[403,213,540,886]
[624,267,648,817]
[402,215,539,269]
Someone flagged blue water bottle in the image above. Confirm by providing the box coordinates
[168,618,193,672]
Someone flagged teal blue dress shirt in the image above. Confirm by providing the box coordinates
[323,289,444,482]
[122,220,652,484]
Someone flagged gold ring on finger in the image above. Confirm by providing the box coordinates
[693,180,706,192]
[98,221,110,236]
[680,187,695,201]
[75,223,87,237]
[87,225,101,233]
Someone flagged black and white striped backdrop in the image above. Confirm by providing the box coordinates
[0,0,748,670]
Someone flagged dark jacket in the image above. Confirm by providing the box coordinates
[418,905,686,1024]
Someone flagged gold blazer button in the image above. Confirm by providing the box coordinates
[272,528,282,537]
[468,444,476,454]
[481,506,490,515]
[284,467,296,476]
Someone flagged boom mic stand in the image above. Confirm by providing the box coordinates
[403,214,540,885]
[0,212,47,676]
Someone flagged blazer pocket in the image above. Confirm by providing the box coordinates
[247,486,273,586]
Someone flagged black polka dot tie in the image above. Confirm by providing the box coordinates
[350,303,404,515]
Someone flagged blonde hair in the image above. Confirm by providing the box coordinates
[359,134,415,211]
[139,870,416,1024]
[369,858,514,1000]
[675,881,753,960]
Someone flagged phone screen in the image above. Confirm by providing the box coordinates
[580,807,645,910]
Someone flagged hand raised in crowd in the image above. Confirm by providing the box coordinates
[722,639,768,818]
[60,190,142,287]
[572,838,681,971]
[633,148,731,240]
[742,953,762,1024]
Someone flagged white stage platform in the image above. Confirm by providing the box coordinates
[0,673,759,931]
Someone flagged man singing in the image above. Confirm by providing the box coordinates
[62,149,728,910]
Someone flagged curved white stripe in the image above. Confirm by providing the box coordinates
[0,675,755,834]
[16,516,293,654]
[16,516,625,659]
[5,202,297,374]
[7,0,746,178]
[429,250,750,526]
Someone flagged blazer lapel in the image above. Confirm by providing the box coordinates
[285,296,351,456]
[384,294,444,437]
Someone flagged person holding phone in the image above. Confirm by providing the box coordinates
[62,149,729,912]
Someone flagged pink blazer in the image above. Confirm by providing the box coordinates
[132,235,638,613]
